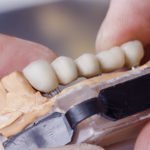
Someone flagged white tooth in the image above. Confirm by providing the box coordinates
[23,59,58,93]
[96,47,125,72]
[121,40,144,67]
[51,56,78,85]
[75,53,101,77]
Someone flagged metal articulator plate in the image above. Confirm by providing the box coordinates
[4,97,102,150]
[4,112,74,150]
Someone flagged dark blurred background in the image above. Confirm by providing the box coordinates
[0,0,109,58]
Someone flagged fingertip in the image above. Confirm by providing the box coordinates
[134,122,150,150]
[0,34,57,77]
[95,27,111,52]
[95,26,118,52]
[95,0,144,52]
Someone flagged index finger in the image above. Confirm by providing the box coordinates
[0,34,56,77]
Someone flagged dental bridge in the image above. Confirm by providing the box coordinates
[4,71,150,150]
[23,40,144,94]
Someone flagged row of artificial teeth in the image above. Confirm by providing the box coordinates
[23,40,144,93]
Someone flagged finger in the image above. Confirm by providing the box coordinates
[134,122,150,150]
[96,0,150,51]
[37,144,104,150]
[0,34,57,77]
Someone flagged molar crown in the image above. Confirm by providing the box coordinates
[96,47,125,72]
[121,40,144,68]
[23,59,58,93]
[51,56,78,85]
[75,53,101,77]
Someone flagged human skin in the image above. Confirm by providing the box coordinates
[134,122,150,150]
[0,34,56,77]
[0,0,150,149]
[96,0,150,64]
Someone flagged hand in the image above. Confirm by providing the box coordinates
[96,0,150,149]
[0,34,56,77]
[0,0,149,148]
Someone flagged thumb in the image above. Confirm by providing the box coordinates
[96,0,150,51]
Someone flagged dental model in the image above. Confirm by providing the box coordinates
[75,53,101,77]
[23,59,58,93]
[121,40,144,67]
[1,60,149,148]
[51,56,78,85]
[96,47,125,72]
[0,40,148,149]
